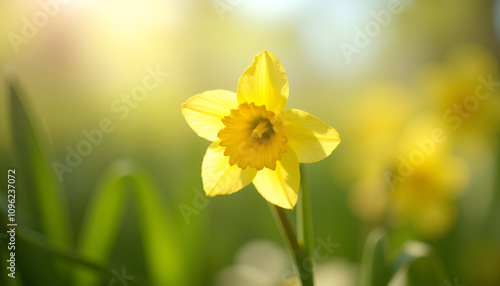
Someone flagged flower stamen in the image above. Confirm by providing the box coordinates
[217,102,287,170]
[251,120,272,139]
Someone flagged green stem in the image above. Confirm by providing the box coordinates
[269,165,315,286]
[298,164,315,286]
[269,204,301,254]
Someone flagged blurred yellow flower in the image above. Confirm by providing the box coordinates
[182,51,341,209]
[344,83,416,177]
[349,112,470,238]
[417,44,500,139]
[348,174,390,224]
[346,83,415,224]
[392,147,468,238]
[391,116,469,238]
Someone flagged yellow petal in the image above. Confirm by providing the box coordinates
[237,51,289,114]
[280,109,341,163]
[252,147,299,209]
[202,141,257,196]
[182,90,238,141]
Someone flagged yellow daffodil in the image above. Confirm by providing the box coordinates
[182,51,341,209]
[417,44,500,138]
[391,116,469,238]
[392,147,468,238]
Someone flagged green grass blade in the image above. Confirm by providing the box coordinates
[7,80,72,246]
[75,160,186,285]
[131,168,186,286]
[7,79,72,284]
[388,241,446,286]
[73,160,131,286]
[360,228,390,286]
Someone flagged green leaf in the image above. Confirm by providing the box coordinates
[7,80,72,284]
[360,228,390,286]
[8,80,72,246]
[388,241,446,286]
[74,159,186,286]
[73,160,131,286]
[131,168,186,286]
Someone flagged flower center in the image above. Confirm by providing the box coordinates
[251,120,272,139]
[217,102,287,170]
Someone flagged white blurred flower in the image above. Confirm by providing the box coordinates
[214,239,358,286]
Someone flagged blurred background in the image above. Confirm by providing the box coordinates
[0,0,499,285]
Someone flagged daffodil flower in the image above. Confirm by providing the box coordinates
[182,51,341,209]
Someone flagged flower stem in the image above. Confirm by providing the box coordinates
[269,165,315,286]
[269,204,301,254]
[297,164,315,286]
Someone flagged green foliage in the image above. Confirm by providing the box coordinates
[359,229,447,286]
[74,160,186,285]
[8,80,72,285]
[360,229,390,286]
[388,241,446,286]
[7,80,188,285]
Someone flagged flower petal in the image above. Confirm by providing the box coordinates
[202,141,257,196]
[237,51,289,114]
[280,109,341,163]
[252,147,299,209]
[182,90,238,141]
